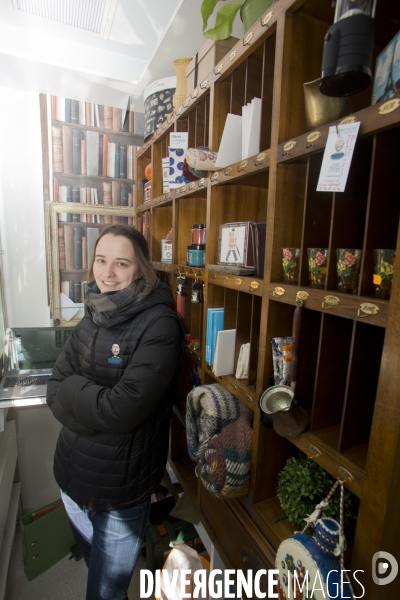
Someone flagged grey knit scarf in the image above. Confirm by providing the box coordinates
[86,278,153,326]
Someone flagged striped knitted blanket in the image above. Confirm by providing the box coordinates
[186,384,247,462]
[197,410,253,499]
[186,383,252,499]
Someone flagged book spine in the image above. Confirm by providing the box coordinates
[82,234,88,269]
[107,142,116,177]
[53,178,59,202]
[62,126,73,174]
[121,183,130,207]
[94,104,100,128]
[56,97,65,122]
[52,126,63,173]
[64,226,74,269]
[74,227,83,269]
[115,142,120,178]
[102,135,108,177]
[86,131,100,177]
[81,139,87,175]
[137,216,143,233]
[122,110,129,132]
[74,281,82,303]
[51,96,57,120]
[66,185,73,222]
[103,182,112,223]
[61,281,69,296]
[129,111,134,133]
[85,102,91,127]
[87,228,100,265]
[104,106,113,130]
[91,104,95,128]
[58,226,66,269]
[128,192,133,208]
[79,101,86,125]
[127,145,133,180]
[99,105,105,129]
[72,129,83,175]
[98,134,104,176]
[71,100,79,124]
[69,281,75,302]
[65,99,71,123]
[112,107,122,132]
[111,181,121,207]
[119,145,127,179]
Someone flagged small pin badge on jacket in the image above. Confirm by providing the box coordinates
[108,344,122,365]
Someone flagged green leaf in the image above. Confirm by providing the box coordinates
[203,2,242,41]
[201,0,227,31]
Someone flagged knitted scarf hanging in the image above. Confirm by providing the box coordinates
[86,278,153,326]
[186,383,248,462]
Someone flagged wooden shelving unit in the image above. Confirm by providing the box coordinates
[136,1,400,596]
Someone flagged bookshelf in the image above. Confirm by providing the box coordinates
[47,202,134,327]
[40,94,144,323]
[135,1,400,597]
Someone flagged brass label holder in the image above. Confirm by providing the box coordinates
[282,141,296,155]
[273,287,285,297]
[358,303,379,318]
[255,152,266,165]
[306,131,321,148]
[261,12,273,26]
[378,99,400,115]
[322,295,340,309]
[340,116,357,124]
[244,32,254,46]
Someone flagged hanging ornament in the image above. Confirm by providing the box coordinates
[275,480,355,599]
[191,278,202,303]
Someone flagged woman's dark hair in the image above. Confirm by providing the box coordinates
[88,225,156,294]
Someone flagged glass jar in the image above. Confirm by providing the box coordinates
[191,224,206,245]
[187,244,205,267]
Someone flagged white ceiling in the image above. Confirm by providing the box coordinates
[0,0,244,111]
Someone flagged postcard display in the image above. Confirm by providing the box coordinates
[134,3,400,597]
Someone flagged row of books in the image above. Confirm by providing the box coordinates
[61,280,87,304]
[54,181,134,217]
[51,96,136,133]
[58,221,132,271]
[52,126,136,179]
[136,212,151,247]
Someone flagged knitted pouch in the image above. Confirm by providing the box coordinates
[197,410,253,499]
[186,383,247,462]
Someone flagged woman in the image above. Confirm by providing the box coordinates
[47,224,184,600]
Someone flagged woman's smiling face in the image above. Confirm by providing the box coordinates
[93,234,140,293]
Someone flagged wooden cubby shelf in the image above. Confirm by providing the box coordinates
[135,0,400,596]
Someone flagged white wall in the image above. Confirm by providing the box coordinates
[0,86,51,327]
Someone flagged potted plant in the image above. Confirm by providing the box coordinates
[201,0,274,41]
[277,454,358,530]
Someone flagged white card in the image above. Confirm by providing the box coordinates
[169,132,188,149]
[213,329,236,377]
[216,113,242,168]
[317,122,361,193]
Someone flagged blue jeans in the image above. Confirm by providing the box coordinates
[61,491,151,600]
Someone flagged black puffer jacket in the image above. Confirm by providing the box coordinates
[47,281,184,511]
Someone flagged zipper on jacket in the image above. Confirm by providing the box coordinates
[91,325,99,384]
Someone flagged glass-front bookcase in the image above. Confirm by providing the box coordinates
[47,202,134,326]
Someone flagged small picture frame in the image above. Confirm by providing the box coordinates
[218,222,250,267]
[371,30,400,105]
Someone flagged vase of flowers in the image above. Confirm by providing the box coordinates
[336,249,362,294]
[307,248,328,289]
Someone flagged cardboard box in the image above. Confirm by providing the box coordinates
[161,239,172,263]
[186,37,239,96]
